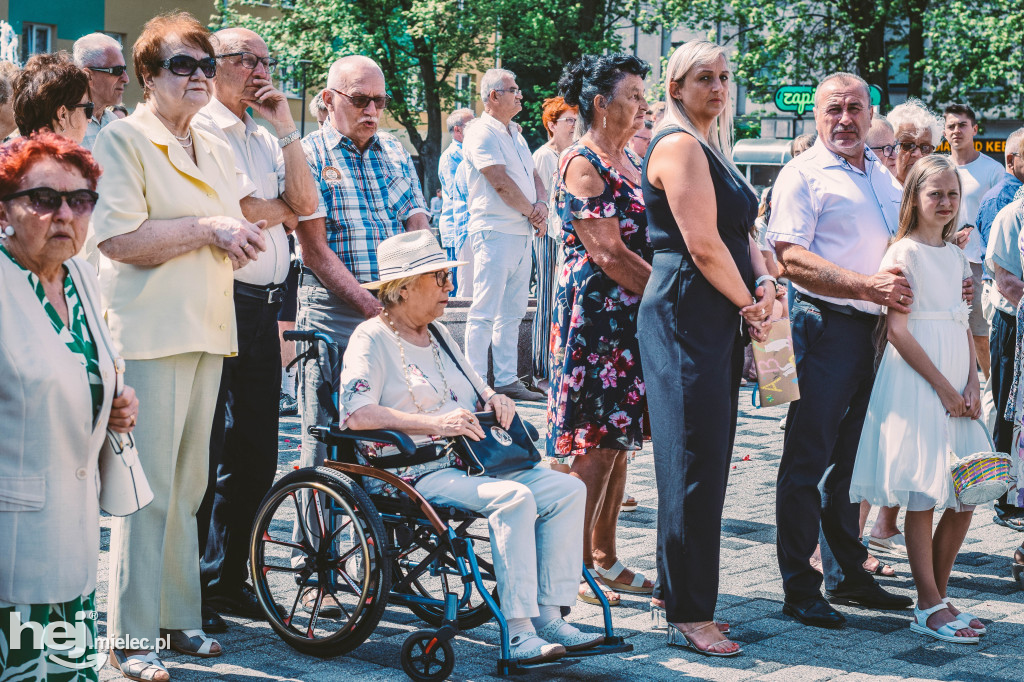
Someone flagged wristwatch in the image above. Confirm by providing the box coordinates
[278,129,301,148]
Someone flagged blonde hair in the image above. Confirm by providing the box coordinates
[377,274,420,308]
[894,154,962,243]
[658,40,742,179]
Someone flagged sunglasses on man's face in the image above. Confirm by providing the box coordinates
[88,65,128,77]
[160,55,217,79]
[0,187,99,216]
[327,88,391,111]
[70,102,95,120]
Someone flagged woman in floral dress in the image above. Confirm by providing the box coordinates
[547,53,654,604]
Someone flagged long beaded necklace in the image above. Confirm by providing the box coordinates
[381,309,452,414]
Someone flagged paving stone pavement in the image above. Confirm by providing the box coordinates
[97,395,1024,681]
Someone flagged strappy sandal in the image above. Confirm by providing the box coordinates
[593,559,653,594]
[109,649,170,682]
[667,621,741,657]
[160,629,223,658]
[863,553,896,577]
[621,494,638,512]
[578,568,620,606]
[909,603,979,644]
[650,600,729,633]
[942,598,986,635]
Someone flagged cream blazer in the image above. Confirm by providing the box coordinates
[87,104,244,359]
[0,256,116,604]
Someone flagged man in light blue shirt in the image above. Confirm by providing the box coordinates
[438,108,474,290]
[73,33,130,150]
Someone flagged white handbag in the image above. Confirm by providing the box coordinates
[98,357,153,516]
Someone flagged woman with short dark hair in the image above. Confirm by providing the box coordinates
[13,52,92,143]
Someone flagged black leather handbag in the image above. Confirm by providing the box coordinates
[429,324,541,477]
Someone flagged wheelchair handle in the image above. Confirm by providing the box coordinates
[309,425,418,456]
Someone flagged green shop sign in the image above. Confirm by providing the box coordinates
[774,85,883,115]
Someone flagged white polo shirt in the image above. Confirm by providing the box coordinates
[985,197,1024,314]
[957,152,1004,263]
[194,97,290,286]
[462,112,536,236]
[767,139,902,314]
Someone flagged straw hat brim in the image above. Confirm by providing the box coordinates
[361,260,468,289]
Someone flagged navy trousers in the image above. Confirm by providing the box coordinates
[776,296,876,603]
[989,308,1019,517]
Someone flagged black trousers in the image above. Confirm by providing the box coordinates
[989,308,1019,517]
[198,288,283,595]
[776,297,876,603]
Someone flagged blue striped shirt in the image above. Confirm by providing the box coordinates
[301,125,426,282]
[438,140,465,248]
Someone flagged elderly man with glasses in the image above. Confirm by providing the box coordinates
[72,32,131,150]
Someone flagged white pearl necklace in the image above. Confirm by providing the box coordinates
[381,309,452,414]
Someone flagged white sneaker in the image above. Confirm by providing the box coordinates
[508,632,565,663]
[536,617,603,651]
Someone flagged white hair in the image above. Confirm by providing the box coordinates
[658,40,745,183]
[887,98,943,147]
[72,33,122,68]
[309,90,327,118]
[1005,127,1024,161]
[446,108,474,132]
[479,68,515,102]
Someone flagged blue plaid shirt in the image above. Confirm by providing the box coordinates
[437,140,466,248]
[302,125,426,282]
[978,172,1024,252]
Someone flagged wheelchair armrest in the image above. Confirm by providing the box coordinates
[283,329,318,343]
[309,425,418,456]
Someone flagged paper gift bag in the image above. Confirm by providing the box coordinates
[750,318,800,407]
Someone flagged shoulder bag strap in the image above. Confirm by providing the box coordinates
[428,323,486,407]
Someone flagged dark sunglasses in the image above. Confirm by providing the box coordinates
[216,51,279,70]
[896,141,935,155]
[431,269,452,288]
[870,144,896,158]
[88,65,128,77]
[160,55,217,78]
[69,102,95,120]
[327,88,391,110]
[0,187,99,215]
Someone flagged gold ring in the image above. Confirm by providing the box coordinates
[898,294,904,304]
[130,415,136,426]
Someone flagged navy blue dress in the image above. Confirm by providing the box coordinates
[638,126,758,622]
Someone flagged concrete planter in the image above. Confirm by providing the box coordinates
[440,296,537,386]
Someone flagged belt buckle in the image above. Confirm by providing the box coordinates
[267,287,275,304]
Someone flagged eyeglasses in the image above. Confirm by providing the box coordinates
[69,102,95,120]
[558,116,577,126]
[216,51,279,71]
[896,141,935,155]
[0,187,99,216]
[88,65,128,77]
[160,55,217,78]
[870,144,896,158]
[431,269,452,288]
[327,88,391,110]
[494,87,521,95]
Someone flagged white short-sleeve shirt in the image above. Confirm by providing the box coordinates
[766,139,903,314]
[956,153,1005,263]
[462,113,536,236]
[985,197,1024,314]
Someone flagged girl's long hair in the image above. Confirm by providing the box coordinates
[893,154,962,244]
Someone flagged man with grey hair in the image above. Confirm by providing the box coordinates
[768,72,915,628]
[308,90,328,128]
[462,68,548,401]
[72,32,129,149]
[438,106,475,293]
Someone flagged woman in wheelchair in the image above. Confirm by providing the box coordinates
[337,231,601,664]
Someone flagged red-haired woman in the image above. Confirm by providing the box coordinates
[0,132,139,682]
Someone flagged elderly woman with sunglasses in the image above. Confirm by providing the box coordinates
[13,51,94,144]
[86,11,267,681]
[0,132,139,682]
[336,230,597,664]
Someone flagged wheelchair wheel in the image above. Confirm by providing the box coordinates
[391,521,498,630]
[250,466,391,657]
[400,629,456,682]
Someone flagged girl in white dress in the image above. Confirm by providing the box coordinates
[851,155,991,644]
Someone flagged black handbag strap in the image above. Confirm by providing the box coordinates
[428,323,486,408]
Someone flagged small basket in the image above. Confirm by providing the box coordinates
[950,451,1013,505]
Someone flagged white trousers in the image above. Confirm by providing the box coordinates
[415,466,585,620]
[464,231,532,385]
[455,237,475,298]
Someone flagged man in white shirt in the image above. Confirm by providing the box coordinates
[945,103,1005,377]
[462,68,548,401]
[72,33,130,150]
[193,27,317,629]
[767,72,914,628]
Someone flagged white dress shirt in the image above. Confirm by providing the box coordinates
[767,139,903,314]
[985,197,1024,314]
[194,98,290,285]
[462,113,536,236]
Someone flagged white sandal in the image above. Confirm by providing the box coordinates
[593,560,653,594]
[161,628,223,658]
[579,568,620,605]
[909,603,979,644]
[942,598,986,635]
[110,649,169,682]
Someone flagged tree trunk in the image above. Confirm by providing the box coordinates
[905,0,927,99]
[842,0,891,107]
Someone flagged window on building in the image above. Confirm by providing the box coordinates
[455,73,473,109]
[279,65,304,99]
[21,23,52,61]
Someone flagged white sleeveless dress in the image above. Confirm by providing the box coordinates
[850,238,994,512]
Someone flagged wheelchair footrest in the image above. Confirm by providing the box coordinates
[562,637,633,658]
[496,658,580,676]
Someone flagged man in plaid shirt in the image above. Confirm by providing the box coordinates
[294,56,429,532]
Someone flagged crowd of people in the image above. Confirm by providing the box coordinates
[2,8,1024,681]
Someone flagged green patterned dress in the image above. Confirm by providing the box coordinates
[0,245,102,682]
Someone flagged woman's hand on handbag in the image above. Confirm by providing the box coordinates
[436,408,486,441]
[108,384,139,434]
[486,393,517,429]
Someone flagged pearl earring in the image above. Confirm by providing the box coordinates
[2,225,13,237]
[603,116,607,129]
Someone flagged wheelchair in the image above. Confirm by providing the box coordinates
[249,329,632,680]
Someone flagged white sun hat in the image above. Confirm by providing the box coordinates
[361,230,467,290]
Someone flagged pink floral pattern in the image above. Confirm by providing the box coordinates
[546,144,652,457]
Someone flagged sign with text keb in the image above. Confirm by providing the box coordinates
[774,85,883,115]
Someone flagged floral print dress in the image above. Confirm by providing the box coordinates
[546,143,653,459]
